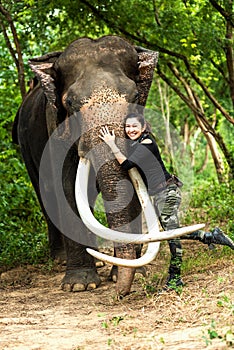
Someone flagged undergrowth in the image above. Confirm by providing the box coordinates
[0,154,49,269]
[0,124,49,269]
[182,179,234,241]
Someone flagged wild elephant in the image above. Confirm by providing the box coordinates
[13,36,203,297]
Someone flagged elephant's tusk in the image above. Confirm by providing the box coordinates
[83,162,205,267]
[75,158,205,244]
[75,158,205,267]
[86,242,160,268]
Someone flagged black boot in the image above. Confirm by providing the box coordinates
[166,269,184,289]
[183,227,234,250]
[204,227,234,249]
[165,239,184,289]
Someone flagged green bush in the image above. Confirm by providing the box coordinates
[183,178,234,240]
[0,124,49,269]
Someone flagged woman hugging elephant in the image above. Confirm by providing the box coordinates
[97,112,234,290]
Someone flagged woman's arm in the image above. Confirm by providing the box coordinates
[99,126,127,164]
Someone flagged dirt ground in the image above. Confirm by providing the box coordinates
[0,242,234,350]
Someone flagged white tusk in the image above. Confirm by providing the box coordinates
[86,242,159,267]
[76,157,161,267]
[75,158,205,244]
[75,158,205,267]
[85,165,205,267]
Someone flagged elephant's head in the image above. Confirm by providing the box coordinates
[29,36,204,296]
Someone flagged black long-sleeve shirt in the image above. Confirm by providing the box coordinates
[121,134,171,195]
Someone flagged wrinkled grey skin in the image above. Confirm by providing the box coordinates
[13,36,157,296]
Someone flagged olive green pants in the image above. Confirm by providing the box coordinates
[152,184,182,276]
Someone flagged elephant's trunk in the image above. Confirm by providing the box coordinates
[115,245,136,297]
[90,150,141,296]
[93,158,141,297]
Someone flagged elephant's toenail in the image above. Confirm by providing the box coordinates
[61,284,72,292]
[112,275,117,283]
[95,260,105,268]
[73,283,86,292]
[86,283,97,290]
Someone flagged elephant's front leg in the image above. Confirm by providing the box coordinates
[61,150,101,292]
[62,237,101,292]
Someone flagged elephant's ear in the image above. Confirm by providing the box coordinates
[135,47,159,106]
[29,52,62,136]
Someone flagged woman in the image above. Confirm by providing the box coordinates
[99,112,234,288]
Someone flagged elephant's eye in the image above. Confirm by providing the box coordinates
[134,91,139,101]
[66,97,73,107]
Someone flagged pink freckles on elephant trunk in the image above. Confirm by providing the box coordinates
[78,88,139,296]
[78,88,129,151]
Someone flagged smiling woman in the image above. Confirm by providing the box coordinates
[97,112,186,287]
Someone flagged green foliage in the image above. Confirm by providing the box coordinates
[202,319,221,346]
[202,319,234,347]
[217,294,234,315]
[0,121,48,268]
[94,194,108,227]
[183,179,234,241]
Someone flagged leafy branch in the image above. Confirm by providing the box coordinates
[0,2,26,98]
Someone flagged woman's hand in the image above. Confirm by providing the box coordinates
[99,125,126,164]
[99,126,115,145]
[99,125,119,154]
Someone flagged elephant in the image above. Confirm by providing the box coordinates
[13,35,203,297]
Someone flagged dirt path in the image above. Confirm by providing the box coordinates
[1,244,233,350]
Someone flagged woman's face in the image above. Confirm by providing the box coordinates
[125,117,146,140]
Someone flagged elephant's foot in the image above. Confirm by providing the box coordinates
[61,268,101,292]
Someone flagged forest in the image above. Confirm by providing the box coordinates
[0,1,234,349]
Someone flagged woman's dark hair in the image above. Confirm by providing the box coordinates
[124,112,152,134]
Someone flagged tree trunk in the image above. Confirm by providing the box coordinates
[197,143,209,174]
[156,78,178,172]
[0,4,26,98]
[157,64,232,181]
